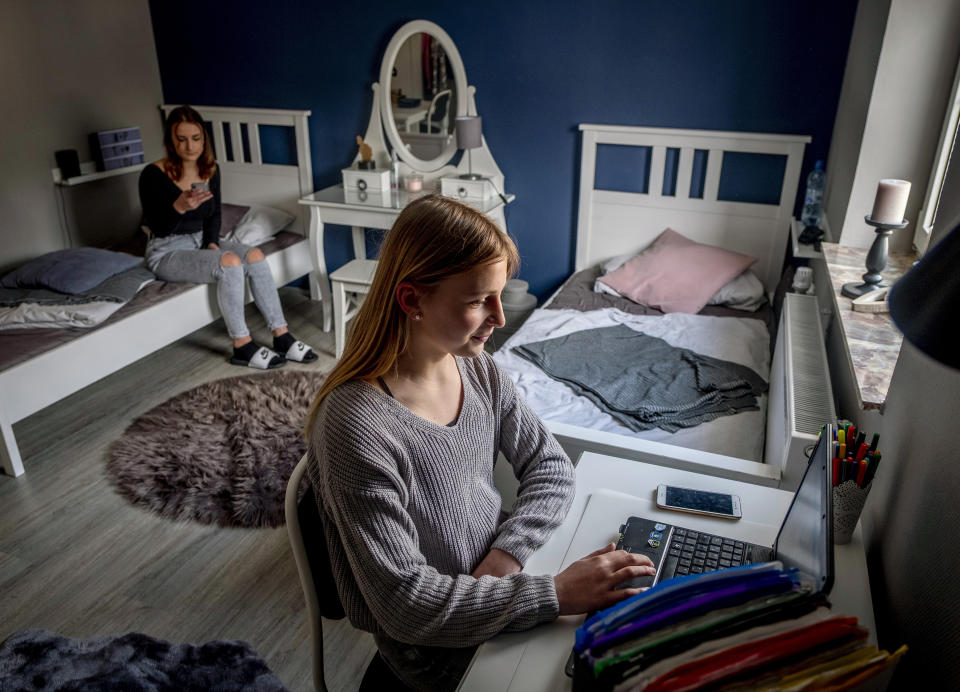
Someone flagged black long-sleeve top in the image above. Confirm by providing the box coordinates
[138,164,221,248]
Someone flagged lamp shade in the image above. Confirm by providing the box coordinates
[455,115,482,150]
[888,221,960,369]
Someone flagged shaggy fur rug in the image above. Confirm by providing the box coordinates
[0,629,288,691]
[107,370,324,529]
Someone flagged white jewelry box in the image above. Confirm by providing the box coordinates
[440,176,490,201]
[342,167,391,192]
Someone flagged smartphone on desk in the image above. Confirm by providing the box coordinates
[656,484,741,519]
[191,181,209,192]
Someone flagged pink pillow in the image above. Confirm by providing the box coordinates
[597,229,757,313]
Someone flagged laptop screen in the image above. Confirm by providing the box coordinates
[773,424,834,594]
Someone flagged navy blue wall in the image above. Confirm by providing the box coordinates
[149,0,857,298]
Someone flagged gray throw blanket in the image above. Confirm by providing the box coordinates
[0,266,154,307]
[513,324,767,433]
[0,629,288,691]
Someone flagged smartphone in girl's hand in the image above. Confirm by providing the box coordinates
[191,181,209,192]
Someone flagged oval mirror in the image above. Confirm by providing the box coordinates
[379,20,468,172]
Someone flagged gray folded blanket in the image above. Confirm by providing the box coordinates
[513,324,767,433]
[0,266,155,307]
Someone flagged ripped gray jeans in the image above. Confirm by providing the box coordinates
[145,232,286,339]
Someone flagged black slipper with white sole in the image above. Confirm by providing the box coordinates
[230,342,286,369]
[274,333,319,363]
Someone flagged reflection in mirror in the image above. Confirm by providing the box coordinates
[389,32,457,161]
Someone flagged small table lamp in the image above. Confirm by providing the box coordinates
[842,179,912,298]
[888,220,960,369]
[455,115,483,180]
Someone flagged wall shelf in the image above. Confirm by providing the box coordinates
[52,161,146,186]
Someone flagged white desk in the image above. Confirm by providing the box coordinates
[298,184,513,335]
[459,452,876,692]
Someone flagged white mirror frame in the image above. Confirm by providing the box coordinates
[379,20,469,172]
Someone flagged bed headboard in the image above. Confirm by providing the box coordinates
[160,105,313,234]
[576,124,810,292]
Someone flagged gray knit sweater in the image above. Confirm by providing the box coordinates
[307,351,575,648]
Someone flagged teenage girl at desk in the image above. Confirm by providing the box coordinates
[305,195,654,691]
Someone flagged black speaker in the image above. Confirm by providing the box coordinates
[55,149,81,180]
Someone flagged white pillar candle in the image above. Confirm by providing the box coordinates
[870,179,911,223]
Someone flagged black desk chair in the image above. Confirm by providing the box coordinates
[286,454,410,691]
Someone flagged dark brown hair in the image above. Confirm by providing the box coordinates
[305,194,519,434]
[162,105,217,182]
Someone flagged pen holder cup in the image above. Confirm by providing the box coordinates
[833,481,872,545]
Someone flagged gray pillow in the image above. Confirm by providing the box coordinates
[220,203,251,238]
[0,248,143,295]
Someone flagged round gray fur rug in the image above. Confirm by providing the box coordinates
[107,370,325,529]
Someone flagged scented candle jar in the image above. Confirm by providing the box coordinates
[404,174,424,192]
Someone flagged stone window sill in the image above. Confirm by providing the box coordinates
[821,243,915,411]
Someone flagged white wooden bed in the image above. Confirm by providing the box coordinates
[0,105,321,478]
[494,124,831,491]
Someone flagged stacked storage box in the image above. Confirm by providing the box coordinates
[90,126,144,171]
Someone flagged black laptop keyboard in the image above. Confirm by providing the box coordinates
[666,528,746,577]
[616,518,775,588]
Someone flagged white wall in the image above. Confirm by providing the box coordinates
[826,0,960,252]
[823,0,890,243]
[393,34,424,101]
[0,0,164,273]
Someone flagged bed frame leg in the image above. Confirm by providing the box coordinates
[0,417,25,477]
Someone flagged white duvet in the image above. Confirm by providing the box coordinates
[492,307,771,462]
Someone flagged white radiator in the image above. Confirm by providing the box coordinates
[764,293,836,490]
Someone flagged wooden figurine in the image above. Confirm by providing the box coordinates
[356,136,375,169]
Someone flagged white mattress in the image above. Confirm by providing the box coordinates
[492,307,771,462]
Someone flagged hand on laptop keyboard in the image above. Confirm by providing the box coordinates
[554,543,656,615]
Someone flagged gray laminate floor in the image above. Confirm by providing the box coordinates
[0,288,376,691]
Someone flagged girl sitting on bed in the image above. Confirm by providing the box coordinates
[304,194,654,691]
[138,105,317,369]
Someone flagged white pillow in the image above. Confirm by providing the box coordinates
[230,205,295,245]
[593,253,635,296]
[594,253,766,312]
[706,269,766,310]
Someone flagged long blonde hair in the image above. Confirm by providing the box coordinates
[305,194,519,436]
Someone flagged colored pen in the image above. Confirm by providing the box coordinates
[839,442,846,460]
[856,459,868,486]
[854,443,870,463]
[838,429,845,447]
[847,426,856,446]
[869,433,880,453]
[855,431,866,450]
[864,452,882,485]
[832,457,840,487]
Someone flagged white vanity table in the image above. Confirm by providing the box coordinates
[298,20,514,337]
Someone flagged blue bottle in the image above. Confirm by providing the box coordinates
[801,160,826,228]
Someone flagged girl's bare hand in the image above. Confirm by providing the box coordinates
[173,188,213,214]
[554,542,655,615]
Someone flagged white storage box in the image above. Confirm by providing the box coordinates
[342,167,390,192]
[441,176,490,201]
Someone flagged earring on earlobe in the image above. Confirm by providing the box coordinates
[413,312,423,321]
